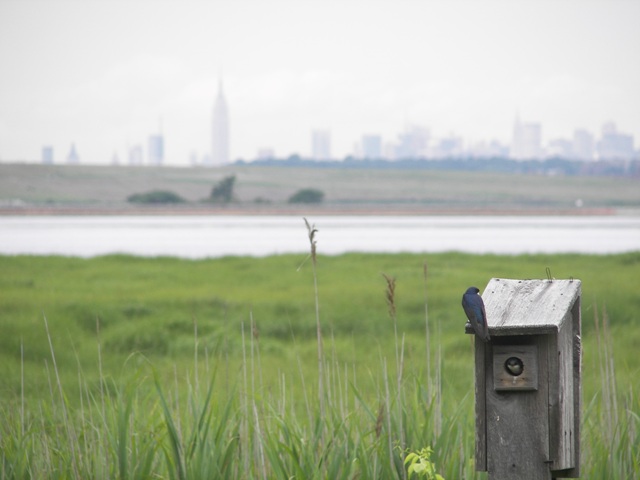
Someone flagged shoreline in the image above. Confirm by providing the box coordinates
[0,205,626,217]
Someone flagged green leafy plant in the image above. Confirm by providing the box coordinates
[404,447,445,480]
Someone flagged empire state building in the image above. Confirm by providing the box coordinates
[211,80,229,165]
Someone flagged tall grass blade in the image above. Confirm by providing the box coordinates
[154,373,185,480]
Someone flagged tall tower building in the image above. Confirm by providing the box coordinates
[510,115,542,160]
[148,134,164,166]
[396,125,430,159]
[67,143,80,164]
[211,79,230,166]
[311,129,331,160]
[572,129,594,161]
[361,134,382,159]
[597,122,634,160]
[41,146,54,164]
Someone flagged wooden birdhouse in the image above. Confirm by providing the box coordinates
[465,278,581,479]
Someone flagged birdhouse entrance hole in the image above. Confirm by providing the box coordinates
[493,344,538,391]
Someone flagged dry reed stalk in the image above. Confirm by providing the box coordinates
[382,272,406,475]
[423,262,431,399]
[375,403,384,438]
[383,358,393,467]
[253,401,267,480]
[602,308,620,444]
[251,311,264,394]
[96,318,109,478]
[304,218,325,431]
[240,321,250,476]
[382,273,400,383]
[435,322,443,437]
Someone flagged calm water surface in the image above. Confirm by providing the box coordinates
[1,215,638,257]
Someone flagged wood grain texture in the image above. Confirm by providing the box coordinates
[481,278,580,336]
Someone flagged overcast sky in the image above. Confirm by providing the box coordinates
[1,0,638,165]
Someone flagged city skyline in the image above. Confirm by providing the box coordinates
[1,0,639,165]
[33,114,638,165]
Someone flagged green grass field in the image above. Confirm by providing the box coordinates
[1,251,639,478]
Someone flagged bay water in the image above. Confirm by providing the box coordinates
[0,215,638,258]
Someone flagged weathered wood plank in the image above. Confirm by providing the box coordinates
[475,338,487,471]
[552,298,582,478]
[480,278,581,336]
[486,335,551,480]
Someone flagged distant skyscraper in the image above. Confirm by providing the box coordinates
[510,116,542,160]
[396,125,430,159]
[41,146,54,164]
[148,134,164,166]
[441,136,464,158]
[572,129,595,161]
[597,122,634,160]
[257,147,275,160]
[547,138,572,158]
[67,143,80,164]
[128,145,143,165]
[311,129,331,160]
[469,140,508,158]
[211,79,230,166]
[361,134,382,159]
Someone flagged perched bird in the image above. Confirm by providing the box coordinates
[461,286,491,342]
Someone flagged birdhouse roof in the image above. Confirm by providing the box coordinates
[478,278,581,336]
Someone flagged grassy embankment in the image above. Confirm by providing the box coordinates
[1,248,639,478]
[1,163,639,213]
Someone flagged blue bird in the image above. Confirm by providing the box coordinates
[461,286,490,342]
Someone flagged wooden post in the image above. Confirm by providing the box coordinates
[466,278,581,479]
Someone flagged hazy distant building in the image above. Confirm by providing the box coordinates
[432,135,464,159]
[469,140,508,158]
[511,116,542,160]
[361,134,382,159]
[383,141,397,160]
[597,122,634,160]
[572,129,595,161]
[148,134,164,166]
[396,126,430,159]
[211,79,230,166]
[66,143,80,164]
[547,138,572,159]
[41,146,54,164]
[311,129,331,160]
[128,145,143,165]
[257,147,275,160]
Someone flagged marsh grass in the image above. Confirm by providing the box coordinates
[582,305,640,477]
[2,317,458,479]
[1,247,639,478]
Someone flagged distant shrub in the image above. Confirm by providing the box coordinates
[127,190,186,204]
[288,188,325,204]
[209,175,236,203]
